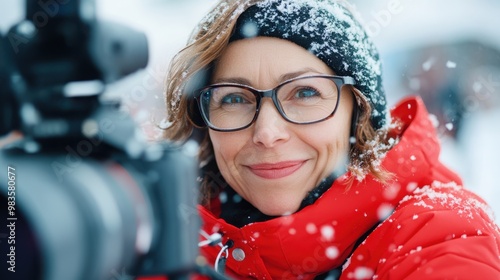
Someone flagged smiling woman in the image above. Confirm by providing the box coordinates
[207,37,354,216]
[157,0,500,279]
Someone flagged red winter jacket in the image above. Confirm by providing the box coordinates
[143,96,500,279]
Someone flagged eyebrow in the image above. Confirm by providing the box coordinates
[279,68,325,82]
[212,68,327,86]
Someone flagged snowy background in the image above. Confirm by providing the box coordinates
[1,0,499,223]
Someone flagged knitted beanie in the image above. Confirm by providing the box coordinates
[229,0,388,129]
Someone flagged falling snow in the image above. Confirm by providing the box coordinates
[353,266,374,279]
[422,57,436,71]
[325,246,340,260]
[377,204,395,220]
[446,60,457,68]
[321,225,335,241]
[219,191,228,203]
[306,223,318,234]
[428,114,439,128]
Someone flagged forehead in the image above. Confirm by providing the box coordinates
[213,37,334,85]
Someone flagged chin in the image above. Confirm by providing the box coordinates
[255,199,302,216]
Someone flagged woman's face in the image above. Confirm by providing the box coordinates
[209,37,353,216]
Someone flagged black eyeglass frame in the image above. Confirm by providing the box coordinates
[191,74,356,132]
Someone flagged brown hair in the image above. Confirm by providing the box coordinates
[163,1,259,141]
[348,87,395,184]
[162,0,394,204]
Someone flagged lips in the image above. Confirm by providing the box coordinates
[248,160,306,179]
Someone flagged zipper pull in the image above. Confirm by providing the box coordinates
[217,256,227,274]
[215,239,233,274]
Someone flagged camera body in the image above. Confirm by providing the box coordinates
[0,1,201,279]
[0,140,201,280]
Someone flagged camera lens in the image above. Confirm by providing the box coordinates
[0,149,153,280]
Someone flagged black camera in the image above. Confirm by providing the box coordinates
[0,1,207,279]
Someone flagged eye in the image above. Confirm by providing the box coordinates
[221,94,248,104]
[294,87,320,99]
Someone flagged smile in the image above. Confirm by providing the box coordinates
[248,160,306,179]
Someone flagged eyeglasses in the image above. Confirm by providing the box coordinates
[191,75,356,132]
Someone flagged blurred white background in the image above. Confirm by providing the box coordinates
[1,0,499,222]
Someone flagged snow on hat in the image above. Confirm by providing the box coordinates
[229,0,388,129]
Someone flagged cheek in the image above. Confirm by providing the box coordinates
[322,126,350,176]
[209,131,246,169]
[305,105,352,165]
[305,125,349,157]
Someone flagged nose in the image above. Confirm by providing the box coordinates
[252,99,290,147]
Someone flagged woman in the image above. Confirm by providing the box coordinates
[161,0,500,279]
